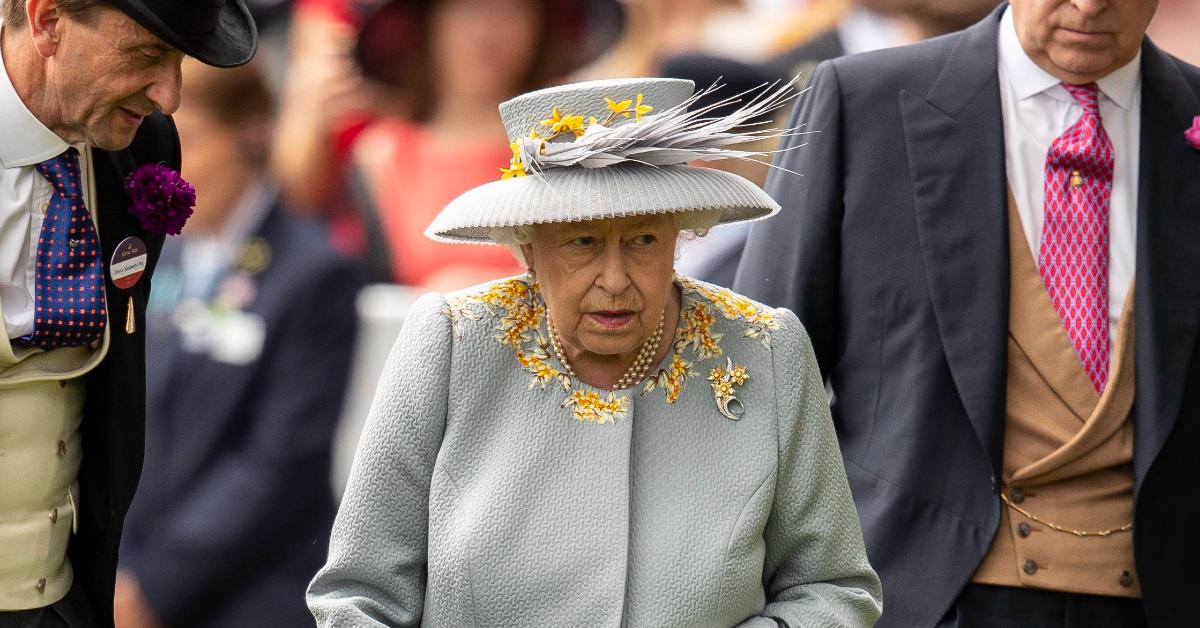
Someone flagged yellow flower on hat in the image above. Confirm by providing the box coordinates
[500,142,527,179]
[605,96,634,118]
[541,107,586,137]
[634,93,653,121]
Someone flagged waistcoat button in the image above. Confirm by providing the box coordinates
[1012,487,1025,503]
[1023,559,1038,575]
[1017,522,1031,537]
[1119,571,1134,587]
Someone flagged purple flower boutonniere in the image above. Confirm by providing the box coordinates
[1186,116,1200,151]
[124,164,196,236]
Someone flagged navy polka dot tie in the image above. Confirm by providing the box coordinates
[24,148,107,348]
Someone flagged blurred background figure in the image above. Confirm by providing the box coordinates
[1148,0,1200,67]
[676,0,1002,286]
[344,0,623,291]
[578,0,747,78]
[114,58,364,628]
[269,0,395,264]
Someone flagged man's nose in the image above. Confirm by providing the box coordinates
[146,59,183,115]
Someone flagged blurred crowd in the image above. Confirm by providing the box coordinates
[113,0,1200,626]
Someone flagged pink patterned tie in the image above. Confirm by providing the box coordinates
[1039,82,1112,393]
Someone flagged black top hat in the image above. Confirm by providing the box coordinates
[106,0,258,67]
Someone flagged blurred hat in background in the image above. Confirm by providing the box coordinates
[353,0,625,88]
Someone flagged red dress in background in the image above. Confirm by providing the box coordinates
[356,118,525,289]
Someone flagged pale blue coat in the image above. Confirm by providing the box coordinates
[308,276,881,627]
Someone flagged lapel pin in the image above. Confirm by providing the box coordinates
[110,236,148,334]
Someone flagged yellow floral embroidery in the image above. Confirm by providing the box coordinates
[516,337,572,391]
[676,302,723,359]
[563,390,628,425]
[445,276,777,421]
[642,353,696,403]
[678,277,780,347]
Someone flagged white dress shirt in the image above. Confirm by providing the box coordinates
[997,7,1139,340]
[0,22,98,341]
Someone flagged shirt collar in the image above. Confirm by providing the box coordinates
[998,6,1141,111]
[0,21,71,168]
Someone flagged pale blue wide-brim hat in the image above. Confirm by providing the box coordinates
[426,77,792,244]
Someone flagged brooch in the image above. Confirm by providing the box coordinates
[708,358,749,421]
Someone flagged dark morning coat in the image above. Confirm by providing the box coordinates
[73,112,178,626]
[733,5,1200,627]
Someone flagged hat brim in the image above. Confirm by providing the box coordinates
[426,164,780,244]
[108,0,257,68]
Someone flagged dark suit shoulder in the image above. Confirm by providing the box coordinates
[127,112,181,170]
[823,29,965,96]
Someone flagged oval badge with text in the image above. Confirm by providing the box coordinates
[110,236,148,290]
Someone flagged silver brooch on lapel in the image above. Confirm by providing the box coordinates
[708,358,749,421]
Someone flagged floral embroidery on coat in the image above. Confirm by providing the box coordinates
[443,275,779,424]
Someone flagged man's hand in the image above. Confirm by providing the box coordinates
[114,571,163,628]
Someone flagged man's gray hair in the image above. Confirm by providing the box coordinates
[3,0,102,28]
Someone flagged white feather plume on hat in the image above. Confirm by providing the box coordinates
[427,77,804,244]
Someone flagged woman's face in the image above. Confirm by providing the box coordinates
[431,0,542,102]
[522,216,680,361]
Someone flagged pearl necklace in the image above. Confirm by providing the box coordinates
[548,313,666,391]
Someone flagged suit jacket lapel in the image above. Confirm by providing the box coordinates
[900,7,1010,473]
[1133,41,1200,483]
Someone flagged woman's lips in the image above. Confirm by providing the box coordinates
[586,311,636,330]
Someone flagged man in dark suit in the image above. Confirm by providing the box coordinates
[0,0,254,626]
[114,59,363,628]
[735,1,1199,626]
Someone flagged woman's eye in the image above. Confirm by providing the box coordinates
[631,234,657,245]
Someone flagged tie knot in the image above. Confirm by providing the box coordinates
[34,147,83,198]
[1061,82,1101,117]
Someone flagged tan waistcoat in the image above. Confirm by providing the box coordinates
[971,197,1138,598]
[0,300,108,610]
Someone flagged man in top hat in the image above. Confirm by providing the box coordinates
[736,0,1200,626]
[0,0,255,625]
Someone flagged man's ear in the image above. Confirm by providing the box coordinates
[26,0,63,58]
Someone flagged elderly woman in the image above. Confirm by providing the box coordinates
[307,78,882,627]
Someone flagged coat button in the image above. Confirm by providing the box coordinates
[49,508,58,524]
[1017,522,1031,537]
[1023,559,1038,575]
[1119,571,1134,587]
[57,440,67,458]
[1012,487,1025,503]
[36,579,46,594]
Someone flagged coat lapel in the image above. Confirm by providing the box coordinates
[1132,41,1200,484]
[900,8,1010,473]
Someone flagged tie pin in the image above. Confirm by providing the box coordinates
[68,239,81,249]
[1070,170,1083,187]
